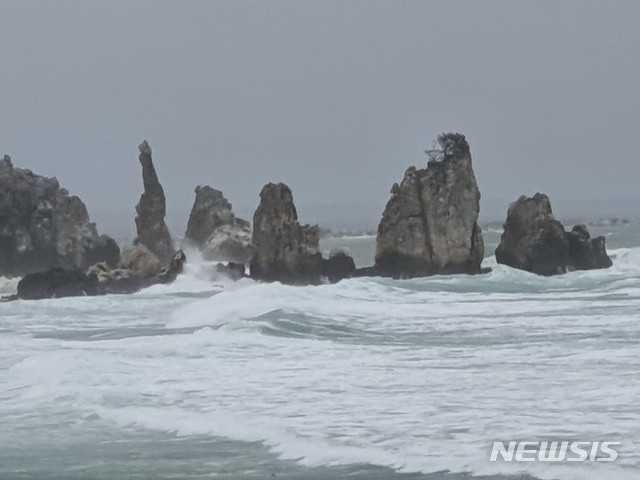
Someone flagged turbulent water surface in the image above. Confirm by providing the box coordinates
[1,226,639,480]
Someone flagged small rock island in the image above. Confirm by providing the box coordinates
[495,193,612,275]
[375,133,484,278]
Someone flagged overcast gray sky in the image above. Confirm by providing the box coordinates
[2,0,639,234]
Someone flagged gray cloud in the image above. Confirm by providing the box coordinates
[2,0,639,236]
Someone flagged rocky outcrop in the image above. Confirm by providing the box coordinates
[250,184,356,284]
[14,250,186,300]
[250,183,326,284]
[324,251,356,283]
[567,225,612,270]
[375,133,484,278]
[495,193,612,275]
[184,186,252,263]
[134,141,175,266]
[203,223,252,263]
[16,267,94,300]
[119,244,162,276]
[0,155,120,277]
[185,186,233,243]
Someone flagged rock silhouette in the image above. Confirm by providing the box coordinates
[0,155,119,277]
[250,183,326,284]
[134,141,175,266]
[375,133,484,278]
[15,250,187,300]
[495,193,612,275]
[184,185,252,263]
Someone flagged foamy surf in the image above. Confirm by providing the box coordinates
[0,276,19,296]
[1,246,639,479]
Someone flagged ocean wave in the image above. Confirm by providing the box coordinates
[84,315,639,480]
[166,247,640,332]
[138,247,253,296]
[0,276,19,295]
[3,248,640,480]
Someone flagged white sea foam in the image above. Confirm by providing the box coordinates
[140,247,252,295]
[0,276,19,295]
[2,247,640,479]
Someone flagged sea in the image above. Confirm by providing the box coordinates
[1,222,639,480]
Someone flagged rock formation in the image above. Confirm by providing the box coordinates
[119,244,162,276]
[0,154,120,277]
[16,268,93,300]
[495,193,612,275]
[134,141,175,266]
[375,133,484,278]
[567,225,612,270]
[324,251,356,283]
[184,185,252,263]
[14,250,186,300]
[250,183,326,284]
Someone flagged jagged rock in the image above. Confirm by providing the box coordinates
[82,235,120,269]
[250,183,325,284]
[494,194,568,275]
[134,141,175,266]
[495,193,612,275]
[203,222,252,263]
[14,250,187,300]
[375,133,484,278]
[119,244,162,276]
[92,249,186,295]
[0,154,120,277]
[164,250,187,283]
[185,186,234,244]
[324,251,356,283]
[567,225,612,270]
[184,186,252,263]
[88,262,131,283]
[17,267,97,299]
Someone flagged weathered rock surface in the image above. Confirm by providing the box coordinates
[134,141,175,266]
[375,133,484,278]
[119,244,162,276]
[250,183,326,284]
[14,250,186,300]
[16,267,93,300]
[324,251,356,283]
[567,225,612,270]
[203,223,252,263]
[0,154,120,277]
[495,193,612,275]
[185,186,234,244]
[184,186,252,263]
